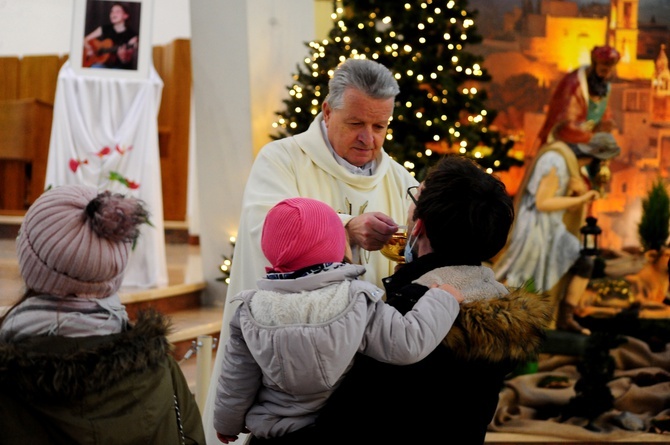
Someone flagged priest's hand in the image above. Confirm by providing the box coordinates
[346,212,399,251]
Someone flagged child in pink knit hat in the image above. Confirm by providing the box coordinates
[214,197,464,444]
[0,184,205,444]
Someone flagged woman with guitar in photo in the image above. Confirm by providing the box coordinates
[83,2,138,70]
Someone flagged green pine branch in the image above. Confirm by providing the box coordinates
[638,178,670,252]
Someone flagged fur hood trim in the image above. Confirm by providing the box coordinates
[443,288,553,363]
[0,309,173,401]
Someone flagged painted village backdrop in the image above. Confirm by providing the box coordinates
[468,0,670,253]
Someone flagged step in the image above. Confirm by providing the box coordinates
[167,305,223,360]
[119,281,222,389]
[178,341,218,395]
[120,278,220,357]
[122,282,207,316]
[122,281,221,393]
[167,306,223,343]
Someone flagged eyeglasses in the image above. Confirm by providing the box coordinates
[406,186,419,205]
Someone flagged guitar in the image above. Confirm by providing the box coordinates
[83,38,136,68]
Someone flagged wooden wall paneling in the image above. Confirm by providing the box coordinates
[153,45,165,78]
[157,39,191,222]
[0,99,52,209]
[28,100,53,204]
[0,99,31,210]
[153,44,175,219]
[18,55,61,104]
[59,55,69,71]
[0,160,26,210]
[0,58,21,210]
[154,45,171,159]
[0,57,20,101]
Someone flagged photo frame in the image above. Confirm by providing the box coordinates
[69,0,153,79]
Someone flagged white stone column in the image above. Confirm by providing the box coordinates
[189,1,315,442]
[190,0,315,307]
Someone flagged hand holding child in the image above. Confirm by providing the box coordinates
[431,283,464,303]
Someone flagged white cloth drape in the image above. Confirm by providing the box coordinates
[45,61,168,289]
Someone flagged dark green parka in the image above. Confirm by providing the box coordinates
[0,310,205,445]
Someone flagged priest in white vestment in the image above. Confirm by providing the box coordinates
[203,58,418,444]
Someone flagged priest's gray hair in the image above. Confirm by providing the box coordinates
[324,58,400,110]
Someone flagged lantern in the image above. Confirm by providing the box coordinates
[580,216,602,256]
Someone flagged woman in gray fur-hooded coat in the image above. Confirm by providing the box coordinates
[213,198,463,443]
[316,155,554,445]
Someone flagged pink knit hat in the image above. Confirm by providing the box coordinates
[16,184,149,299]
[261,197,345,273]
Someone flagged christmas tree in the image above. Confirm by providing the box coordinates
[271,0,522,180]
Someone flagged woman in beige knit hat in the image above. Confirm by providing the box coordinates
[0,184,205,444]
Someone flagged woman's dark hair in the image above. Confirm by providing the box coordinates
[414,154,514,263]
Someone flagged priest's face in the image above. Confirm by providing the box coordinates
[323,88,394,167]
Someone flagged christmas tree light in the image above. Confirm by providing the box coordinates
[271,0,522,179]
[217,236,236,284]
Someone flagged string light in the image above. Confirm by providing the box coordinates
[217,236,236,284]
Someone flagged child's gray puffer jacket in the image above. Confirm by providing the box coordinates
[213,263,460,439]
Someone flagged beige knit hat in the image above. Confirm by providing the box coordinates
[16,185,149,299]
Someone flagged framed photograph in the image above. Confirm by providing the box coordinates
[69,0,153,79]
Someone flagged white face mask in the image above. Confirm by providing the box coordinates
[403,231,419,263]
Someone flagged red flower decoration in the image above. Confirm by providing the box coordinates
[115,144,133,155]
[96,146,112,157]
[68,158,89,173]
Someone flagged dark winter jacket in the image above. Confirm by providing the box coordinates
[315,253,553,445]
[0,310,205,445]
